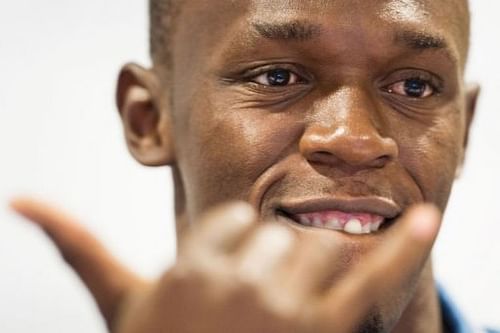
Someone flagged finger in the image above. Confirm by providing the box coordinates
[10,197,145,328]
[314,204,441,333]
[278,233,342,302]
[182,201,256,259]
[236,223,295,283]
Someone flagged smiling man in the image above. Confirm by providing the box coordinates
[11,0,498,332]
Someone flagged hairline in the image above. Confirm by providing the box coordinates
[149,0,470,69]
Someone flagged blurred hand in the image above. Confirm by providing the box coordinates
[11,198,440,333]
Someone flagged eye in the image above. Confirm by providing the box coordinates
[386,78,435,98]
[251,68,302,86]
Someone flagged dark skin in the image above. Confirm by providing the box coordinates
[11,0,479,332]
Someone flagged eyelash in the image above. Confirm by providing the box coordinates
[241,65,309,87]
[383,73,443,99]
[240,66,442,98]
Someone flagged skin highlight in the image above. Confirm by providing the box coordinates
[11,0,478,332]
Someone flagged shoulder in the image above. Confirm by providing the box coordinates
[438,284,499,333]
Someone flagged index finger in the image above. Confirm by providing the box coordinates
[10,197,145,328]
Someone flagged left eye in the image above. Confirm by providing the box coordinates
[386,78,435,98]
[252,68,302,86]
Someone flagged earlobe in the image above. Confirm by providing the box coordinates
[116,63,175,166]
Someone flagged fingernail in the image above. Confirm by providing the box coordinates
[410,205,441,240]
[225,201,256,225]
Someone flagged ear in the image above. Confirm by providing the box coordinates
[116,63,175,166]
[463,83,480,149]
[456,83,480,178]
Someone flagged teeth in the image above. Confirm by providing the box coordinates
[299,216,311,226]
[312,217,323,227]
[370,220,383,232]
[325,218,342,230]
[297,215,385,234]
[344,219,363,235]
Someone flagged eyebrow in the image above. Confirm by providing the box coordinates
[394,30,447,50]
[394,29,457,64]
[253,22,448,48]
[251,21,457,64]
[252,21,322,41]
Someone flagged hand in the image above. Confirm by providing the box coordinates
[11,198,441,333]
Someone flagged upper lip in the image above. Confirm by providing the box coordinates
[277,196,402,219]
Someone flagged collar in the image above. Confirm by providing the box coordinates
[438,284,476,333]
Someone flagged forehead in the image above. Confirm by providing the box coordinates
[172,0,469,70]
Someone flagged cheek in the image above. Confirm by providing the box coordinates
[397,111,465,208]
[176,93,303,213]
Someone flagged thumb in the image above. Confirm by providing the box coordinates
[10,197,146,329]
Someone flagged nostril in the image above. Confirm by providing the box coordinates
[307,148,394,169]
[308,151,341,165]
[311,152,391,167]
[299,124,399,170]
[372,155,392,168]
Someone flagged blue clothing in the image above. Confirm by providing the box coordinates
[439,286,499,333]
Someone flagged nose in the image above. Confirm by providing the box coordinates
[299,90,398,172]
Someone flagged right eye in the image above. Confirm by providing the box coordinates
[251,68,303,87]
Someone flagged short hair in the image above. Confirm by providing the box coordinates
[149,0,176,66]
[149,0,470,67]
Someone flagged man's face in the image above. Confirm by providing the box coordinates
[134,0,473,330]
[169,0,469,230]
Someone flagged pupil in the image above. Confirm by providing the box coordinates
[404,79,426,97]
[267,69,290,86]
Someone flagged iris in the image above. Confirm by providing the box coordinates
[404,79,427,98]
[267,69,291,86]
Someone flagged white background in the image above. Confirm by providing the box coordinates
[0,1,498,332]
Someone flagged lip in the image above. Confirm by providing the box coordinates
[276,196,402,219]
